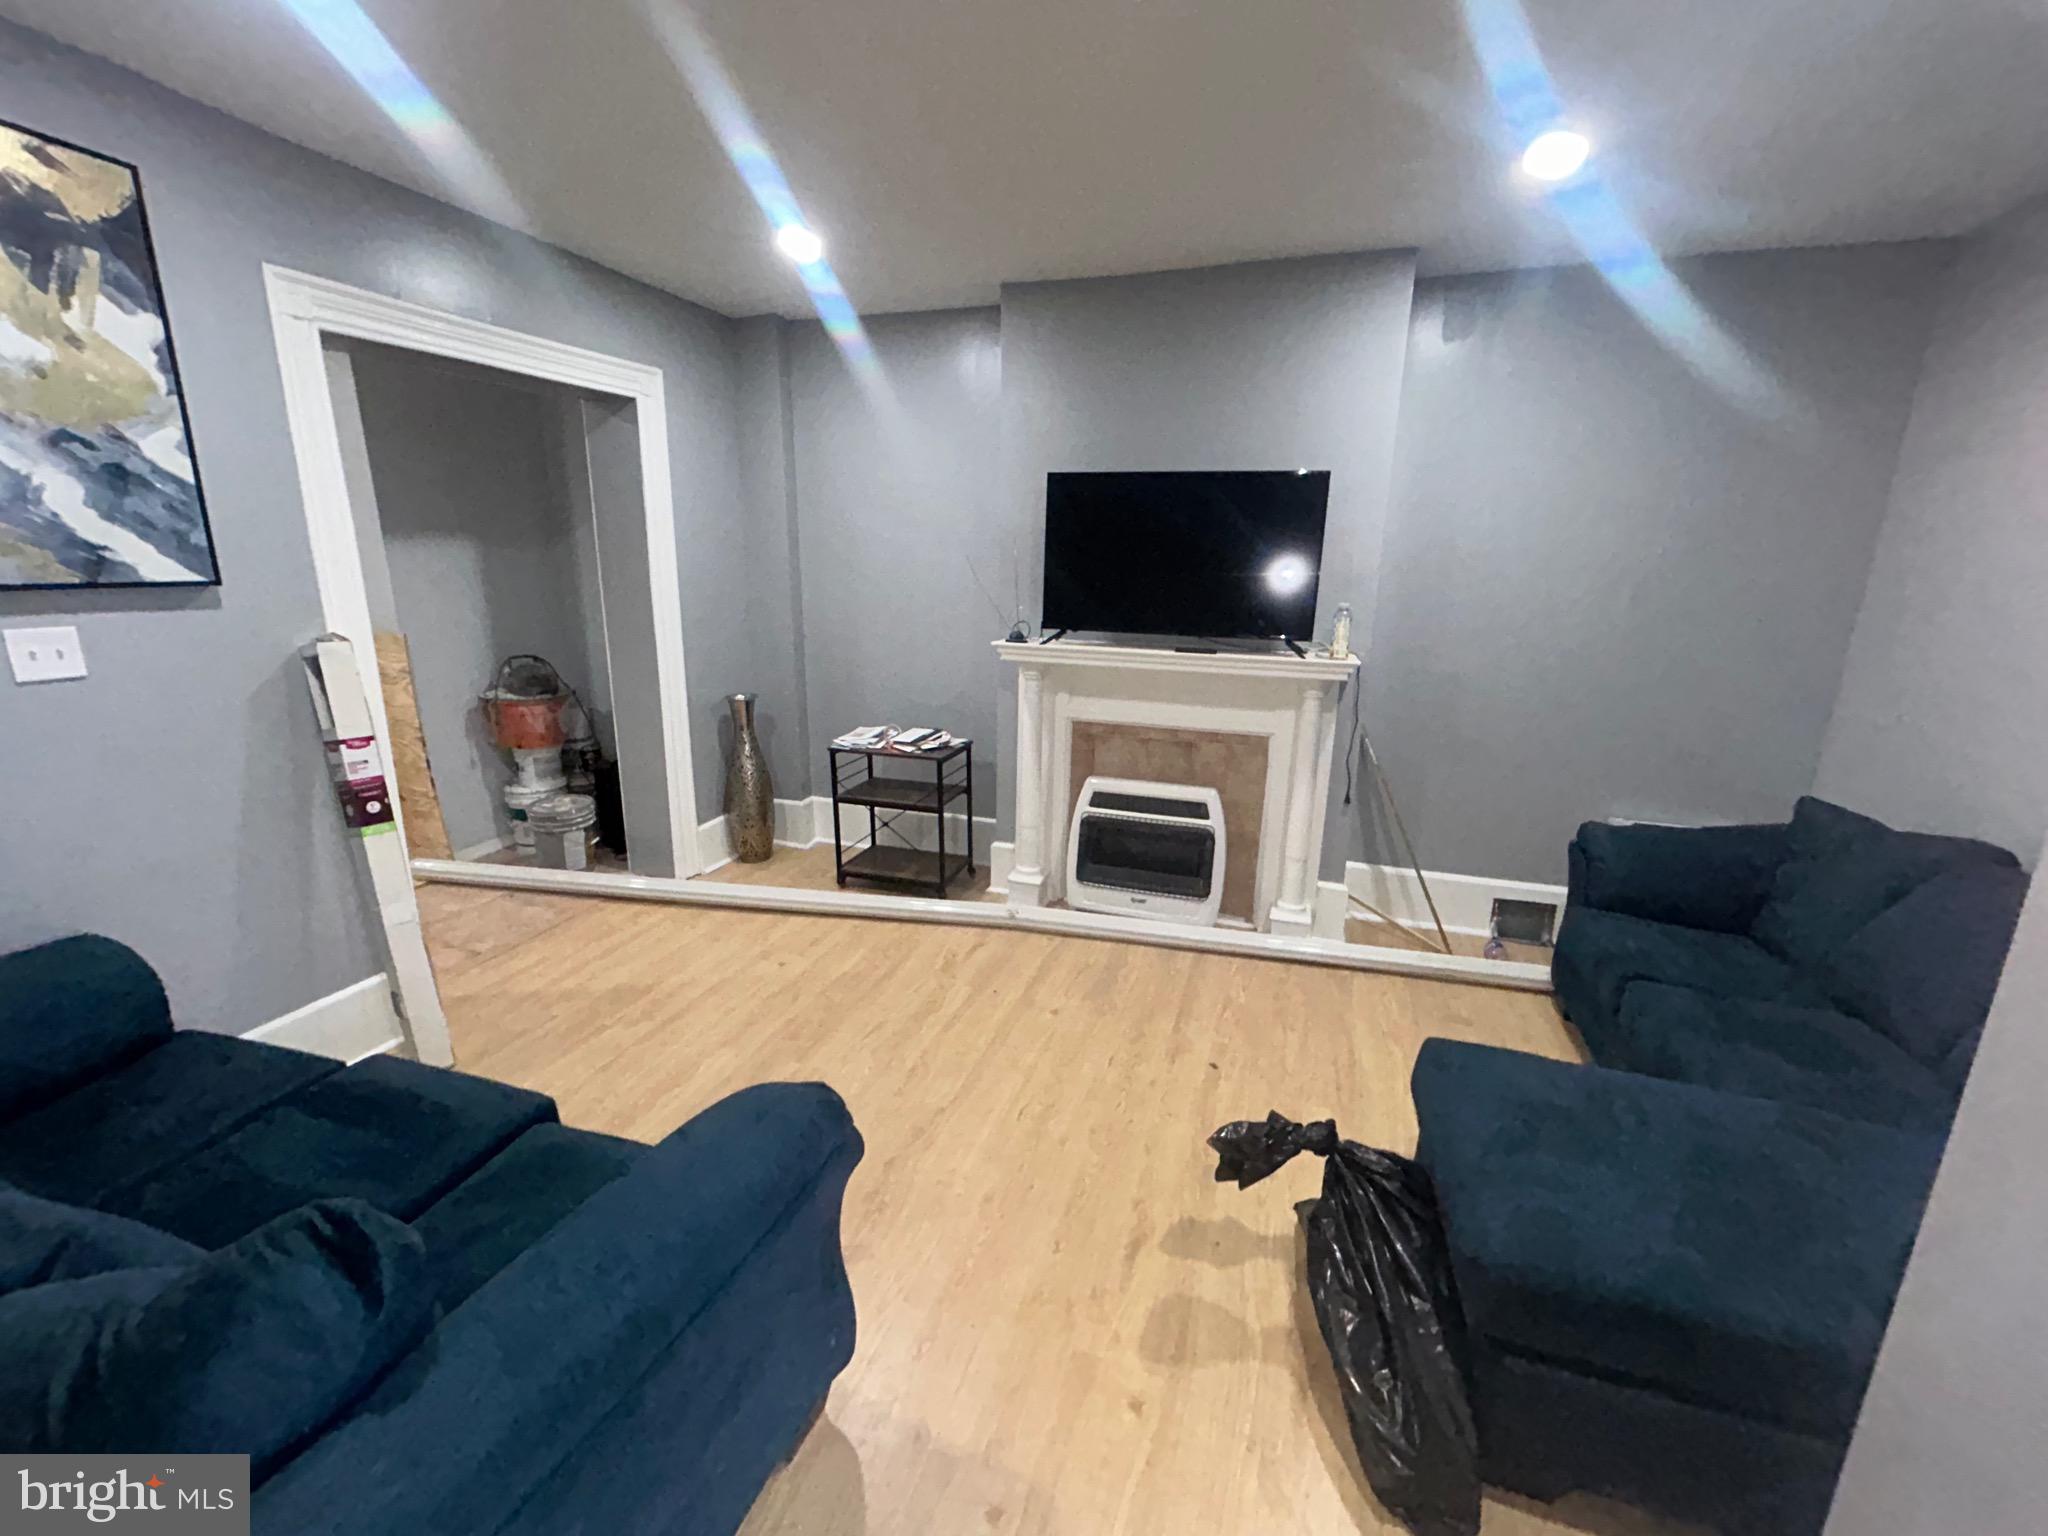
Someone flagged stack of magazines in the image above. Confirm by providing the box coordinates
[832,725,956,752]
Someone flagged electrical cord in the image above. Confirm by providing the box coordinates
[1342,673,1362,806]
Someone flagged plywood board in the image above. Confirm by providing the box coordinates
[374,630,453,862]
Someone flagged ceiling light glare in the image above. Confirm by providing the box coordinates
[775,223,824,264]
[1263,552,1313,596]
[1520,129,1590,182]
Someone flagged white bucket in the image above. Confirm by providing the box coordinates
[502,779,558,851]
[511,746,567,790]
[528,792,599,871]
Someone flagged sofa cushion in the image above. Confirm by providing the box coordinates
[1413,1041,1942,1440]
[0,1033,340,1207]
[0,935,173,1122]
[1609,983,1955,1130]
[413,1124,644,1310]
[0,1200,433,1476]
[1821,865,2030,1093]
[1568,820,1791,934]
[1751,797,2016,971]
[1552,907,1814,1048]
[1,1185,200,1292]
[109,1054,557,1248]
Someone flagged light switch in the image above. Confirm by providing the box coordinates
[5,626,89,683]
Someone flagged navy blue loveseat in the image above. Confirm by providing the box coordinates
[1412,797,2027,1534]
[1554,796,2025,1130]
[0,934,863,1536]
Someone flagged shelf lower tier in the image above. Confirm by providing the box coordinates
[839,844,974,890]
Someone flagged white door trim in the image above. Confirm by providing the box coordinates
[264,265,704,882]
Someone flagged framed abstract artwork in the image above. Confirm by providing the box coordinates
[1,118,218,588]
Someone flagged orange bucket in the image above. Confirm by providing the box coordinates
[481,655,570,749]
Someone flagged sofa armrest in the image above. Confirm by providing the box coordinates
[1567,819,1790,933]
[1411,1040,1944,1446]
[1412,1038,1944,1176]
[253,1081,864,1536]
[0,935,173,1122]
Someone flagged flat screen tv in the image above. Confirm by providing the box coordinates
[1041,470,1331,641]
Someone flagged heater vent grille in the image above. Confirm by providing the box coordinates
[1065,775,1226,927]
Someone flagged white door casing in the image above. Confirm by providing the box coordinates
[266,266,704,1047]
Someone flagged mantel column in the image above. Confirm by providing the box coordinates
[1267,681,1326,937]
[1007,663,1048,908]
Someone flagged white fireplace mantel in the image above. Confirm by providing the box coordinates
[995,640,1358,935]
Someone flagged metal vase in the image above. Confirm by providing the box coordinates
[723,692,775,862]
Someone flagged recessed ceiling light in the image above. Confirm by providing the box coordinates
[775,223,824,264]
[1520,130,1590,182]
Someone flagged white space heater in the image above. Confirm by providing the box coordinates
[1065,776,1226,927]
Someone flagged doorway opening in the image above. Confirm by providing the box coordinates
[267,266,702,1048]
[324,340,670,879]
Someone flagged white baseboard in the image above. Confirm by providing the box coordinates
[697,796,832,874]
[1339,861,1567,938]
[778,796,833,849]
[696,814,731,873]
[988,850,1558,941]
[453,834,510,861]
[1313,880,1350,940]
[700,796,999,873]
[243,974,404,1063]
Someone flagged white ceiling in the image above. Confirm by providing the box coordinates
[6,0,2046,318]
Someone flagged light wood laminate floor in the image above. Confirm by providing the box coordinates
[417,882,1678,1536]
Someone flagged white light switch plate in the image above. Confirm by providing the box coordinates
[5,625,88,683]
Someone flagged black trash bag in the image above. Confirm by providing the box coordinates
[1209,1111,1480,1536]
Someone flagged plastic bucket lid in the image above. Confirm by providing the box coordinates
[527,792,597,831]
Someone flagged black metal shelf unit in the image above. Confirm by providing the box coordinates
[829,739,974,896]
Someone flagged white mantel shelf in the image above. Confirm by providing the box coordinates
[993,639,1359,684]
[995,638,1358,936]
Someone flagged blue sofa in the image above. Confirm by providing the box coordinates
[1413,798,2028,1534]
[0,934,863,1536]
[1554,796,2026,1131]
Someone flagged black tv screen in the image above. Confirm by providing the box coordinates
[1041,470,1330,640]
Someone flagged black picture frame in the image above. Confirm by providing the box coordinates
[0,115,221,590]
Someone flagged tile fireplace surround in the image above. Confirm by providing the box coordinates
[994,640,1358,935]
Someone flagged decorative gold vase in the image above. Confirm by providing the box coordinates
[724,692,775,862]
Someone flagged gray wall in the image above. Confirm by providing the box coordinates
[1815,198,2048,857]
[0,19,764,1030]
[729,316,812,799]
[345,344,608,856]
[784,309,1005,815]
[1367,244,1952,884]
[995,254,1420,870]
[543,395,617,760]
[1823,823,2048,1533]
[576,397,677,876]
